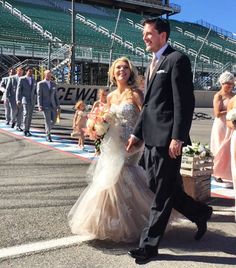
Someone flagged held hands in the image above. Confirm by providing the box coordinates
[126,135,143,153]
[169,139,183,159]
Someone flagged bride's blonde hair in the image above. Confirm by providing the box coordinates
[108,57,138,89]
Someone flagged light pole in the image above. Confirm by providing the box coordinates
[69,0,75,84]
[48,41,51,70]
[107,8,121,87]
[193,28,211,82]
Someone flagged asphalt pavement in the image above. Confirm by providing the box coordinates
[0,104,235,268]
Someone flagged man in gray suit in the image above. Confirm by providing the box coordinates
[16,66,37,136]
[0,68,16,125]
[37,70,60,142]
[5,67,24,129]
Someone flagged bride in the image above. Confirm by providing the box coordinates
[68,57,154,243]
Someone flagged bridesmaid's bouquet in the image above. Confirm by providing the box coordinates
[84,106,116,154]
[226,108,236,125]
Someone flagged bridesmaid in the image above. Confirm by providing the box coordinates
[226,94,236,222]
[91,88,108,112]
[210,71,235,184]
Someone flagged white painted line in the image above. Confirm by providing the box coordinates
[216,206,235,212]
[213,210,234,215]
[0,235,94,259]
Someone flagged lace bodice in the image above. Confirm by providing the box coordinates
[110,103,139,142]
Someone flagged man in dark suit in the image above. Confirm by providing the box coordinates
[127,18,212,264]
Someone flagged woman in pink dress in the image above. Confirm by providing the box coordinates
[210,71,235,183]
[91,88,108,112]
[226,94,236,221]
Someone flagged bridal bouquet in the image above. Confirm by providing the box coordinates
[84,106,116,154]
[182,142,212,158]
[226,108,236,125]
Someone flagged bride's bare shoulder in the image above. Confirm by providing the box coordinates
[132,89,144,104]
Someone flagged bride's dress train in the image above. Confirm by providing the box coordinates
[68,103,154,242]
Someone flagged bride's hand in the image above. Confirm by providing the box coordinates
[126,135,141,152]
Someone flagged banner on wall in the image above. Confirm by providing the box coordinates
[57,84,108,105]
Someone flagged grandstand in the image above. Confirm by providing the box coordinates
[0,0,235,88]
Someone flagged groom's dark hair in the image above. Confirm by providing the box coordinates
[141,17,170,40]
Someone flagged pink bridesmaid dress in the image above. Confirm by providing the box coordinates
[230,130,236,221]
[210,98,233,181]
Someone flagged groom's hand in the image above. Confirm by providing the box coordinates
[126,135,139,152]
[169,139,183,159]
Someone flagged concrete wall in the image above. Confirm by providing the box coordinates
[194,90,215,108]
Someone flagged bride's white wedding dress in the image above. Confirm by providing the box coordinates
[68,103,154,243]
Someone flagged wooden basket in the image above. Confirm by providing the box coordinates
[180,155,213,201]
[182,175,211,201]
[180,155,213,177]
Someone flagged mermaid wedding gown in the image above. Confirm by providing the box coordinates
[68,103,154,242]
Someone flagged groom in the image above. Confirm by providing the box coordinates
[126,18,212,264]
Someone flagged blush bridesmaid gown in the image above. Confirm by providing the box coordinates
[210,98,233,182]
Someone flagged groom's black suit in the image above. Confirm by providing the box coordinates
[133,45,210,251]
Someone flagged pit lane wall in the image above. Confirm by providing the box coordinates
[57,84,215,108]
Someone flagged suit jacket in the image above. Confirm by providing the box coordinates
[37,80,60,110]
[16,76,37,104]
[0,76,9,101]
[5,74,20,101]
[133,45,195,147]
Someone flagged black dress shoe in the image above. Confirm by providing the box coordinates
[15,127,23,132]
[11,122,15,128]
[214,177,223,183]
[6,121,10,125]
[46,135,52,142]
[128,248,144,259]
[195,206,213,241]
[24,131,32,137]
[128,247,158,264]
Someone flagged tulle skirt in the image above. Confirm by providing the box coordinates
[68,121,155,243]
[68,162,154,243]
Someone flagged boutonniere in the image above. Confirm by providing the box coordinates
[156,70,167,74]
[52,87,56,90]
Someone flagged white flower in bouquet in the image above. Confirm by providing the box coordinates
[226,108,236,122]
[94,122,109,136]
[102,112,116,124]
[86,118,95,129]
